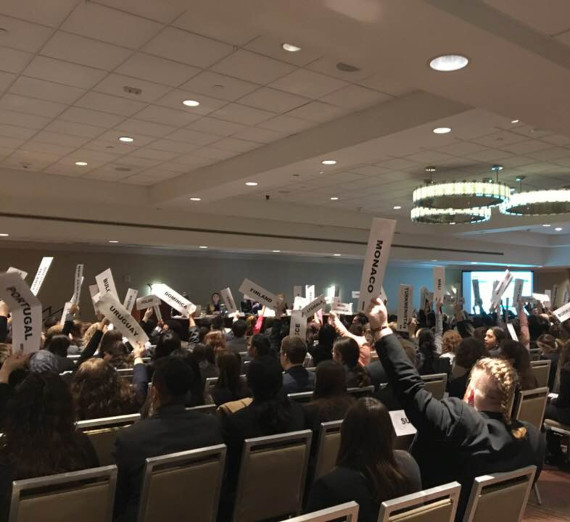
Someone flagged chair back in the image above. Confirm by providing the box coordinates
[185,404,217,415]
[313,420,343,481]
[9,465,117,522]
[205,377,218,394]
[529,360,551,389]
[138,445,226,522]
[288,391,314,403]
[77,414,140,466]
[514,387,549,430]
[420,373,448,400]
[347,385,375,398]
[232,430,312,522]
[287,501,359,521]
[463,466,536,522]
[378,482,461,522]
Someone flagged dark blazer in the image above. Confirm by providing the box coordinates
[306,452,421,522]
[375,333,545,521]
[227,336,248,354]
[113,403,223,521]
[366,361,388,389]
[282,365,315,394]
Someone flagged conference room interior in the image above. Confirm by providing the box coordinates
[1,1,570,521]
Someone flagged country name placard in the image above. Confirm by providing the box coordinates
[220,287,237,314]
[71,264,84,305]
[96,292,148,346]
[123,289,138,314]
[238,279,280,310]
[301,294,326,318]
[397,284,413,331]
[491,270,513,308]
[433,266,445,302]
[136,294,161,311]
[553,302,570,323]
[95,268,119,301]
[30,256,53,296]
[152,283,196,316]
[289,310,307,340]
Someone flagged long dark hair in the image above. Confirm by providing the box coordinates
[0,373,92,479]
[500,340,537,390]
[216,352,244,398]
[337,398,414,504]
[333,338,370,387]
[313,360,348,399]
[417,329,438,374]
[170,349,205,407]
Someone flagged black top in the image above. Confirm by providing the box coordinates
[366,361,388,388]
[303,395,355,433]
[282,365,316,394]
[376,333,545,521]
[311,344,333,367]
[553,362,570,409]
[306,451,421,522]
[113,403,223,521]
[211,379,251,407]
[448,373,469,400]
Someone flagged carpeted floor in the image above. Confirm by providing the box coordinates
[523,466,570,521]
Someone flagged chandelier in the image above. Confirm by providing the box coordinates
[412,180,511,209]
[411,206,491,224]
[500,189,570,216]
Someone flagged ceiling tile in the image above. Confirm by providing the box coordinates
[191,147,235,160]
[166,128,220,147]
[0,48,33,74]
[75,91,147,117]
[4,150,61,170]
[210,137,259,153]
[44,119,106,138]
[0,15,53,53]
[114,119,177,138]
[0,124,37,140]
[0,135,26,149]
[126,148,178,161]
[238,87,309,113]
[60,106,125,128]
[24,56,108,89]
[144,27,233,68]
[61,2,162,49]
[93,73,171,103]
[9,77,85,104]
[0,108,50,129]
[0,71,15,94]
[155,89,227,115]
[187,117,248,137]
[436,141,489,156]
[231,126,287,144]
[0,0,78,27]
[258,114,314,133]
[244,36,323,66]
[160,161,193,173]
[43,162,87,177]
[32,130,90,148]
[92,0,187,23]
[169,152,217,166]
[110,156,161,169]
[212,50,296,84]
[41,32,133,71]
[306,56,370,82]
[147,139,198,154]
[0,93,66,118]
[500,140,553,154]
[320,84,391,109]
[526,147,570,161]
[182,72,259,102]
[96,130,156,147]
[83,168,134,181]
[23,140,76,156]
[211,103,274,125]
[358,74,411,96]
[82,140,128,156]
[122,175,155,185]
[270,69,347,98]
[116,53,200,87]
[470,130,529,148]
[465,149,514,162]
[541,134,570,146]
[285,101,345,122]
[135,105,201,127]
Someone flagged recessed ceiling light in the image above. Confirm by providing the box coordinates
[199,245,208,249]
[330,196,339,201]
[245,181,258,186]
[282,43,301,53]
[433,127,451,134]
[108,240,119,244]
[542,224,551,227]
[511,119,519,124]
[272,250,281,253]
[515,176,525,182]
[555,227,563,232]
[182,99,200,107]
[333,254,341,257]
[118,136,134,143]
[189,197,201,201]
[0,233,9,237]
[75,161,88,166]
[429,54,469,72]
[449,221,456,225]
[322,160,337,165]
[393,205,402,210]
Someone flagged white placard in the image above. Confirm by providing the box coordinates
[389,410,417,437]
[136,294,161,311]
[239,278,281,310]
[331,301,353,315]
[358,218,396,312]
[293,286,303,298]
[71,264,84,305]
[59,301,73,326]
[153,304,163,322]
[491,270,513,308]
[553,302,570,323]
[512,279,524,307]
[397,284,413,331]
[533,292,550,306]
[562,286,569,305]
[293,296,308,311]
[89,284,101,314]
[0,272,42,353]
[351,291,360,299]
[506,323,518,341]
[552,285,559,308]
[472,279,482,307]
[305,284,315,302]
[220,287,237,314]
[7,267,27,279]
[123,289,138,314]
[289,310,307,340]
[301,294,326,318]
[433,266,445,302]
[96,292,149,345]
[30,256,53,296]
[95,268,119,300]
[152,283,196,316]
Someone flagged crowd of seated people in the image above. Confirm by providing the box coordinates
[0,286,569,522]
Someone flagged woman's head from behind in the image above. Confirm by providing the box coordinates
[246,358,283,401]
[46,334,70,358]
[333,337,360,369]
[442,330,462,355]
[455,337,486,370]
[248,334,271,360]
[318,324,336,349]
[154,330,181,360]
[314,360,347,399]
[216,352,242,393]
[204,330,227,355]
[536,334,559,356]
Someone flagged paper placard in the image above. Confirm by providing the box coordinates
[332,301,353,315]
[30,256,53,296]
[71,264,84,305]
[96,292,149,345]
[472,279,482,307]
[293,286,303,298]
[389,410,417,437]
[89,284,101,314]
[358,218,396,312]
[152,283,196,317]
[433,266,445,302]
[289,310,307,340]
[7,267,27,279]
[380,286,387,303]
[352,291,360,299]
[512,279,524,307]
[59,301,73,326]
[220,287,237,314]
[301,294,326,318]
[443,294,456,305]
[239,278,280,310]
[0,272,42,353]
[552,285,559,308]
[305,284,315,302]
[553,302,570,323]
[562,286,569,305]
[397,285,413,331]
[153,304,163,322]
[136,294,161,311]
[491,270,513,308]
[123,289,138,314]
[506,323,518,341]
[95,268,119,301]
[533,292,550,306]
[293,296,308,311]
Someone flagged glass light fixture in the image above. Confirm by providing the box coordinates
[500,189,570,216]
[411,206,491,224]
[413,181,511,209]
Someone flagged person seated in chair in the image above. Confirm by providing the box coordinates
[280,336,315,394]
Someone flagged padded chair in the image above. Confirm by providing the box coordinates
[529,360,551,389]
[205,377,218,394]
[420,373,448,400]
[232,430,312,522]
[9,465,117,522]
[137,445,226,522]
[514,387,549,430]
[347,385,375,398]
[543,418,570,463]
[185,403,217,415]
[77,414,140,466]
[116,368,134,383]
[313,420,343,481]
[288,391,315,403]
[287,501,359,522]
[378,482,461,522]
[462,466,536,522]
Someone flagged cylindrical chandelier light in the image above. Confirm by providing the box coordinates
[501,189,570,216]
[413,181,511,209]
[411,206,492,224]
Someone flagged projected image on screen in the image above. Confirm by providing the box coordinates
[462,270,533,314]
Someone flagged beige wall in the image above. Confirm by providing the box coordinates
[534,269,570,308]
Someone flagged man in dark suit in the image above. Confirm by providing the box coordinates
[280,336,315,394]
[113,357,223,521]
[365,298,545,521]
